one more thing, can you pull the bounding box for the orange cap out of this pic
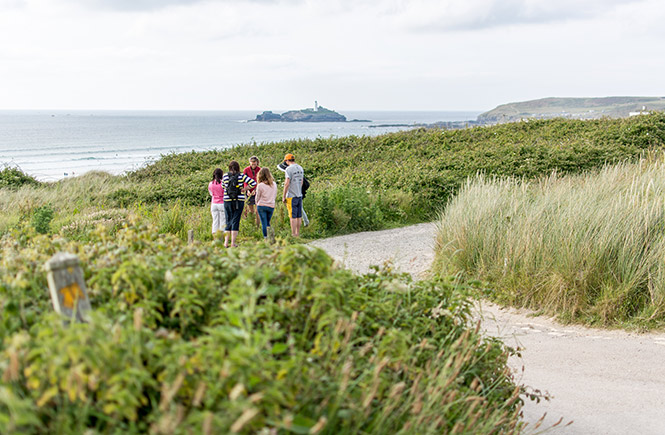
[284,153,295,161]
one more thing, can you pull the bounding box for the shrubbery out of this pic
[120,114,665,235]
[4,115,665,431]
[0,167,40,189]
[30,205,54,234]
[3,115,665,240]
[0,225,524,433]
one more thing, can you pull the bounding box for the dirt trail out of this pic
[311,223,665,434]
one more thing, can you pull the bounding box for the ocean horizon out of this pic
[0,110,481,181]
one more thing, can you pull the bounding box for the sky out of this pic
[0,0,663,111]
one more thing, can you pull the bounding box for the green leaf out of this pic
[271,342,288,354]
[288,414,317,433]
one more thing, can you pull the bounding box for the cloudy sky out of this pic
[0,0,663,111]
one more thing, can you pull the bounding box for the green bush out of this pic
[6,114,665,240]
[30,205,54,234]
[157,201,187,239]
[121,114,665,239]
[0,225,524,433]
[0,167,41,190]
[306,186,384,236]
[108,187,139,207]
[57,209,128,241]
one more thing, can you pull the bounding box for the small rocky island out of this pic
[252,102,369,122]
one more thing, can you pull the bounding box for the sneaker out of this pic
[267,226,275,244]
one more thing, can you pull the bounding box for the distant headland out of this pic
[252,101,370,123]
[477,96,665,123]
[369,96,665,130]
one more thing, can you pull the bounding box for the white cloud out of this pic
[0,0,663,110]
[78,0,204,11]
[363,0,648,32]
[57,0,303,12]
[0,0,26,8]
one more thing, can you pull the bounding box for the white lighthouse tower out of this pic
[314,100,319,112]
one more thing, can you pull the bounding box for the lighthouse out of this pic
[314,100,319,112]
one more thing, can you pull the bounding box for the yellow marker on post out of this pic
[59,282,84,309]
[45,253,91,322]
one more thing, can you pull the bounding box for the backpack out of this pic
[227,173,241,200]
[302,177,310,198]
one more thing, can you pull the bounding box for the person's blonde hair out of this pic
[257,167,274,186]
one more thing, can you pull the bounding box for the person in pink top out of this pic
[255,167,278,242]
[208,168,226,239]
[242,156,261,226]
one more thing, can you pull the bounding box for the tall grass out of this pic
[0,171,126,209]
[434,155,665,328]
[0,172,145,244]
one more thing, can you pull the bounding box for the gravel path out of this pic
[311,223,665,434]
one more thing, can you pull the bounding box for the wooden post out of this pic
[188,229,194,244]
[45,252,91,322]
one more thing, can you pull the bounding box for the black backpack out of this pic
[302,177,310,198]
[226,173,241,200]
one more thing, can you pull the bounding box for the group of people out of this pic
[207,153,306,247]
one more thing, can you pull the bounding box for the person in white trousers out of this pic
[208,168,226,239]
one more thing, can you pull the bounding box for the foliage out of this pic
[434,155,665,329]
[121,114,665,235]
[3,114,665,240]
[0,167,40,189]
[58,209,128,241]
[304,186,410,236]
[157,200,187,239]
[30,205,54,234]
[7,114,662,430]
[0,225,524,433]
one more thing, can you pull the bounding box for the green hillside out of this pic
[478,96,665,123]
[3,113,665,243]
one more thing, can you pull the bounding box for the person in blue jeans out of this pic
[222,160,256,247]
[254,167,278,242]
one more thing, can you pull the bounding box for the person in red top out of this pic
[242,156,261,226]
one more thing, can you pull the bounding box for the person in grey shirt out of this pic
[277,159,309,227]
[281,153,304,237]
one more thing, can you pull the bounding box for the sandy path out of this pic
[311,223,665,434]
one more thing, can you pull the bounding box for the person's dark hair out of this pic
[212,168,223,184]
[228,160,240,174]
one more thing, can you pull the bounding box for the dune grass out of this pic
[434,155,665,329]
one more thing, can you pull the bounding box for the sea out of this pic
[0,110,480,181]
